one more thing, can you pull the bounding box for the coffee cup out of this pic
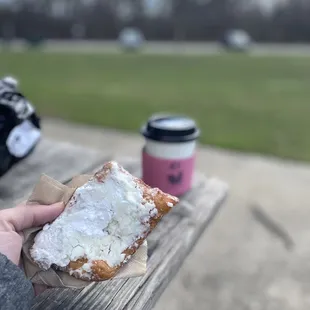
[141,114,200,196]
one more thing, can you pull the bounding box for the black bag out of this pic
[0,77,41,177]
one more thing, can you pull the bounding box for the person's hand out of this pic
[0,202,65,294]
[0,202,64,265]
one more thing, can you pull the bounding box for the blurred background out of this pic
[1,0,310,161]
[1,0,310,309]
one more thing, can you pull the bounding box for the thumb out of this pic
[4,202,65,232]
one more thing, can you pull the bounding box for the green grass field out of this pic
[1,51,310,161]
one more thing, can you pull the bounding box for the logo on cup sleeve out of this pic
[168,161,183,185]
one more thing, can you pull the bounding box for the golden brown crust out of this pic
[66,260,119,281]
[60,162,179,281]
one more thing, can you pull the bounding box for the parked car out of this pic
[118,27,145,52]
[220,29,252,52]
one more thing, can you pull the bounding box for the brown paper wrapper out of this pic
[22,174,147,288]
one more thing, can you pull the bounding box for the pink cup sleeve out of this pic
[142,149,195,197]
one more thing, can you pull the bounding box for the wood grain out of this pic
[0,139,107,209]
[32,157,228,310]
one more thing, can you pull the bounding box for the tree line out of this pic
[1,0,310,42]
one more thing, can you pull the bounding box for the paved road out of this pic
[43,118,310,310]
[2,39,310,57]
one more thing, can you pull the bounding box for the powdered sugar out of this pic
[31,161,157,272]
[167,202,174,208]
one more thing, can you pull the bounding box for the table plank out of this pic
[126,179,227,310]
[32,158,228,310]
[0,139,108,209]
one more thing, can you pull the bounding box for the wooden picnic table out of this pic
[0,138,228,310]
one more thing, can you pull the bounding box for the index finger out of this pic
[1,202,65,232]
